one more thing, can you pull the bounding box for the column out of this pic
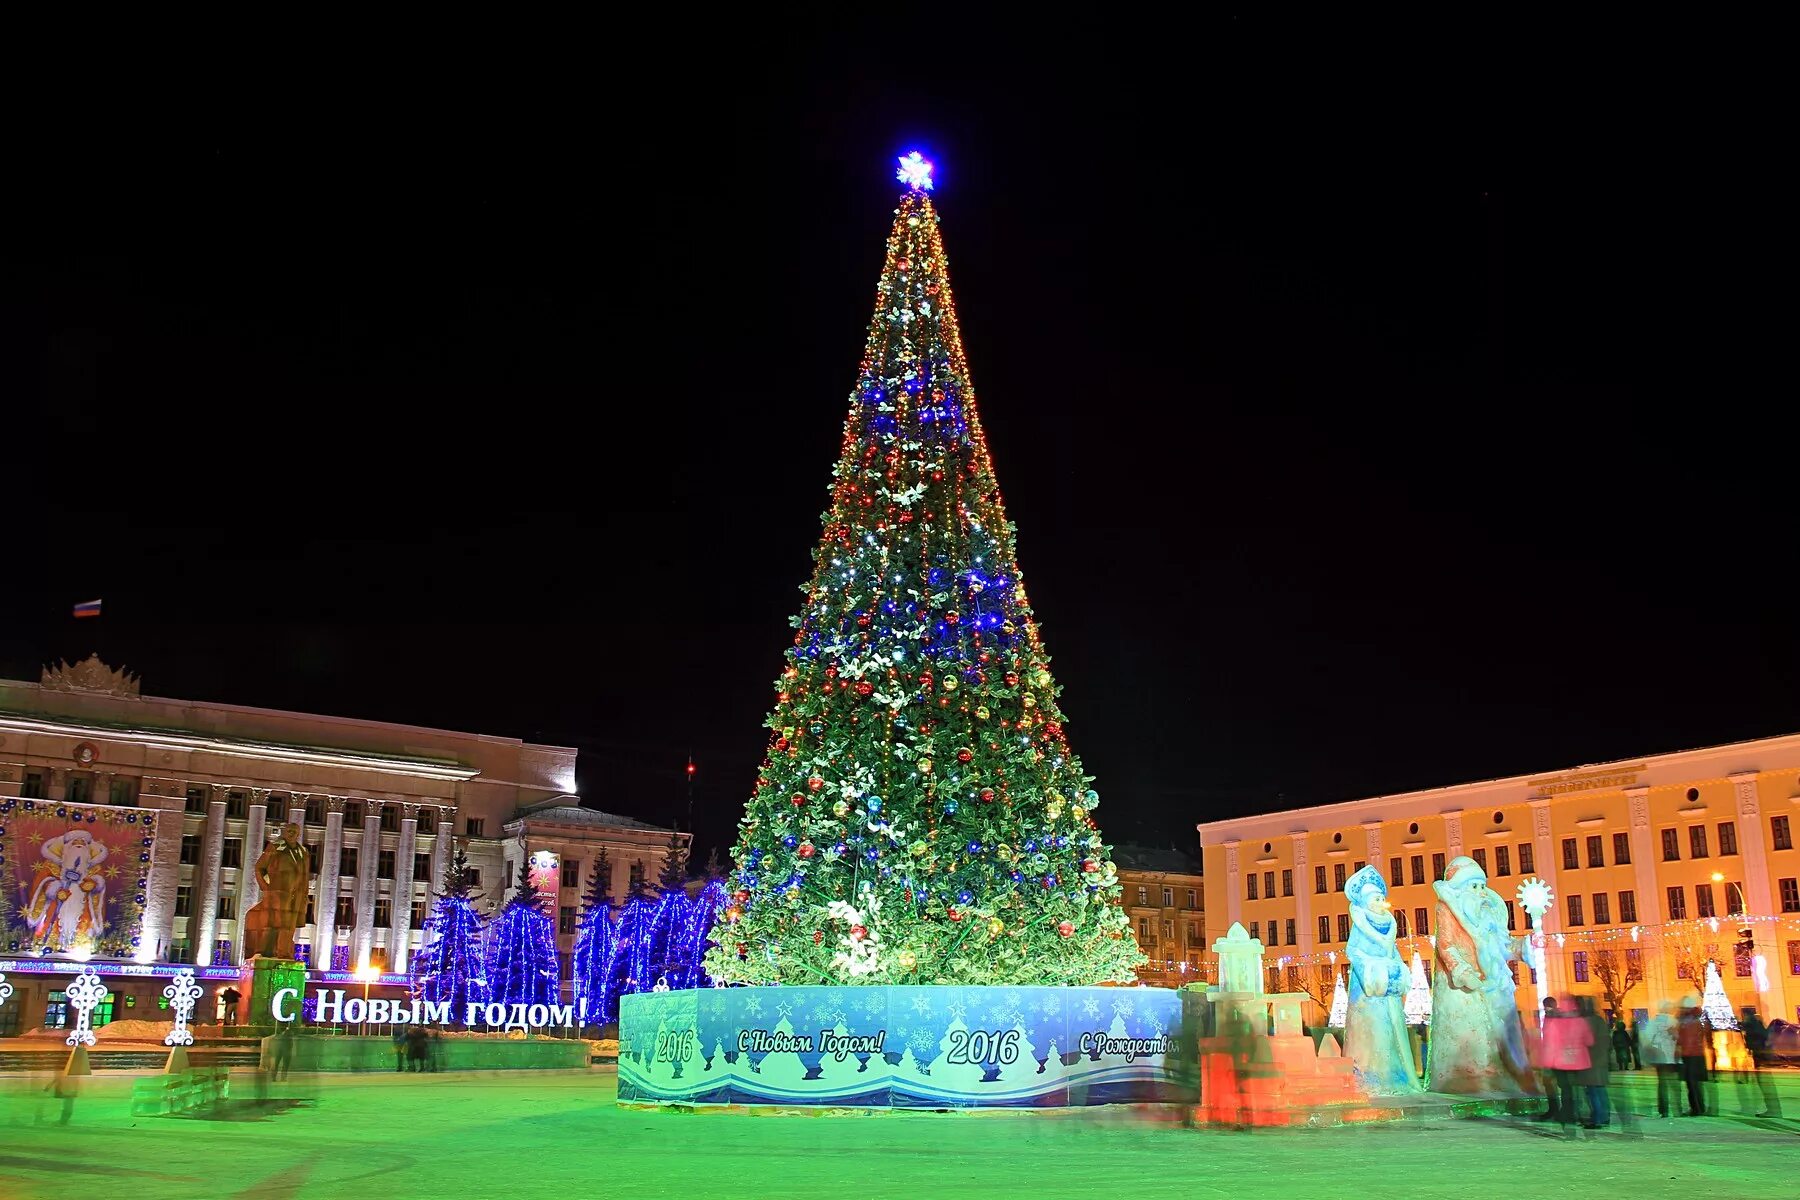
[193,785,229,965]
[313,798,346,969]
[389,804,421,973]
[1729,772,1790,1021]
[1625,787,1672,1007]
[1443,808,1465,863]
[352,800,383,971]
[429,807,454,894]
[286,793,308,833]
[1528,798,1568,1000]
[1222,839,1242,930]
[1291,832,1315,967]
[234,789,271,965]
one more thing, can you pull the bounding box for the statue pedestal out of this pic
[237,957,305,1032]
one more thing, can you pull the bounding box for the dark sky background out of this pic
[4,20,1791,866]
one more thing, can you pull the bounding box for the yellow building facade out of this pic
[1113,845,1206,987]
[1197,732,1800,1026]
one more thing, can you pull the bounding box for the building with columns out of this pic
[1112,844,1206,987]
[0,655,685,1035]
[1197,731,1800,1027]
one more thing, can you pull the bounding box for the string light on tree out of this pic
[410,844,490,1016]
[485,859,560,1014]
[702,154,1142,988]
[1404,951,1431,1026]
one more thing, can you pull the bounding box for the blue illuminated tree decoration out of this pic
[410,844,490,1014]
[648,829,693,984]
[484,858,560,1014]
[572,847,617,1026]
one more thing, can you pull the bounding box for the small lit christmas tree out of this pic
[485,858,560,1013]
[1328,968,1348,1028]
[1699,959,1739,1031]
[410,844,489,1014]
[1404,951,1431,1025]
[703,153,1141,987]
[571,848,616,1026]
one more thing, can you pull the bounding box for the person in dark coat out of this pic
[1576,996,1611,1127]
[1676,995,1708,1116]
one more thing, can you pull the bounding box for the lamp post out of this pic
[355,964,379,1036]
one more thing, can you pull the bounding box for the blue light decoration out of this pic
[410,845,491,1015]
[895,150,934,191]
[484,861,560,1014]
[571,848,618,1026]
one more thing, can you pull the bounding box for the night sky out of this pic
[5,21,1792,866]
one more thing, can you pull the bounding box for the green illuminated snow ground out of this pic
[1,1069,1795,1199]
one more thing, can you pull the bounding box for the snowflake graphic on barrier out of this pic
[910,1029,938,1057]
[1080,997,1101,1018]
[1111,995,1135,1020]
[910,992,935,1017]
[857,991,886,1016]
[1035,993,1062,1018]
[1147,1012,1166,1038]
[742,994,765,1018]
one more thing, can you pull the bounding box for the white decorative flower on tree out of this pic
[163,968,204,1047]
[64,967,110,1048]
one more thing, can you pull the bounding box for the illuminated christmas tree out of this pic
[484,859,560,1012]
[703,153,1142,987]
[1404,950,1431,1025]
[1699,960,1739,1031]
[571,848,617,1025]
[411,845,490,1014]
[1328,968,1348,1028]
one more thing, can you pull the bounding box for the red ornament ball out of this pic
[979,788,995,803]
[956,748,973,763]
[1057,921,1074,938]
[814,930,824,945]
[856,681,874,697]
[790,794,805,807]
[947,908,963,922]
[1004,672,1019,687]
[1081,859,1099,873]
[850,924,868,941]
[945,612,959,625]
[798,840,816,859]
[808,776,825,791]
[775,737,789,751]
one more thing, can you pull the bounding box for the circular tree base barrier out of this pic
[618,984,1190,1109]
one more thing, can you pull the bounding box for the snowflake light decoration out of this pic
[64,967,110,1048]
[1515,876,1554,923]
[163,968,204,1047]
[895,151,935,191]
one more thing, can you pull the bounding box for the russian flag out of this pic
[72,599,102,619]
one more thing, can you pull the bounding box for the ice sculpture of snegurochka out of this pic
[1427,856,1537,1095]
[1343,865,1423,1094]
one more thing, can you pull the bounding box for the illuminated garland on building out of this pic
[701,154,1142,987]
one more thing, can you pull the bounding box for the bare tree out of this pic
[1591,948,1644,1017]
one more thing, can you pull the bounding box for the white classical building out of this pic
[0,654,686,1035]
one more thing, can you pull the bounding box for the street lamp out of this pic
[354,964,380,1036]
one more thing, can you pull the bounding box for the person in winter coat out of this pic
[1676,995,1708,1116]
[1541,994,1592,1130]
[1640,1002,1679,1117]
[1576,996,1612,1127]
[1610,1017,1633,1070]
[1527,1005,1562,1122]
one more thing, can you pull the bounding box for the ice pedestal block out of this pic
[618,985,1192,1109]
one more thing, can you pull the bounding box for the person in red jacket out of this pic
[1541,994,1593,1130]
[1675,996,1708,1116]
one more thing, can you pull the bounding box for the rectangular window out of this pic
[308,843,322,874]
[1626,948,1643,974]
[22,770,47,799]
[305,795,325,824]
[1389,857,1403,886]
[1247,875,1259,900]
[1283,918,1294,944]
[1667,886,1686,919]
[305,898,315,925]
[1586,835,1604,868]
[417,810,436,835]
[1661,828,1680,861]
[1494,846,1511,876]
[1567,894,1584,925]
[1612,832,1631,866]
[1518,843,1534,874]
[1727,883,1746,916]
[1318,915,1331,943]
[415,852,432,880]
[1562,838,1579,871]
[333,895,355,926]
[380,806,400,832]
[180,834,201,865]
[628,861,645,890]
[563,859,581,889]
[1718,821,1738,856]
[1137,918,1149,941]
[1736,944,1754,978]
[1258,876,1271,902]
[1136,885,1148,905]
[226,791,247,819]
[1695,883,1716,919]
[343,801,362,826]
[378,850,396,879]
[1336,913,1349,941]
[109,777,136,805]
[340,848,358,879]
[217,894,236,920]
[374,898,392,927]
[1620,890,1637,923]
[1167,886,1178,907]
[66,775,93,805]
[1472,848,1487,872]
[1188,888,1200,908]
[1789,940,1800,977]
[466,817,485,837]
[1395,910,1409,938]
[468,868,483,889]
[1593,892,1610,924]
[1316,865,1327,893]
[410,900,428,926]
[1334,863,1346,891]
[186,787,209,814]
[1162,919,1173,939]
[560,906,577,936]
[1353,859,1365,875]
[1505,900,1517,930]
[1779,878,1798,913]
[1572,951,1589,983]
[175,885,192,917]
[221,838,242,869]
[1410,856,1425,885]
[1773,815,1793,852]
[1414,908,1429,936]
[1690,825,1709,859]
